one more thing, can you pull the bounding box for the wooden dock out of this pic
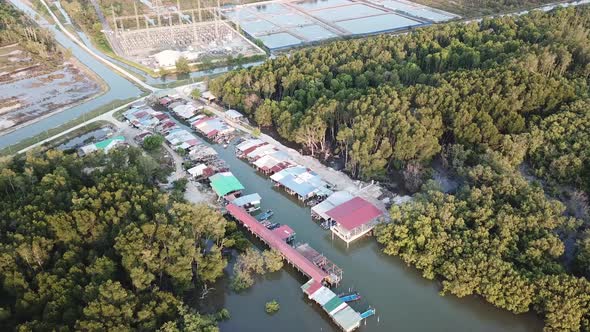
[226,204,336,284]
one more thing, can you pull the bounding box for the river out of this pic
[159,117,543,332]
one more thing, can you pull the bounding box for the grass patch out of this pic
[0,96,146,156]
[265,300,280,314]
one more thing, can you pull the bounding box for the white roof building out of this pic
[187,164,208,177]
[152,50,182,68]
[225,109,244,120]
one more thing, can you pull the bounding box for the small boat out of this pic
[245,205,261,213]
[261,220,273,228]
[267,222,281,230]
[339,292,361,302]
[223,143,228,149]
[360,308,376,319]
[320,220,332,230]
[256,209,274,221]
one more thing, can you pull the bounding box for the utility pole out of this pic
[134,1,140,29]
[156,0,162,27]
[111,5,117,35]
[177,0,182,24]
[215,0,221,39]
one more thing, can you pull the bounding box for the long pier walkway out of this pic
[226,204,331,284]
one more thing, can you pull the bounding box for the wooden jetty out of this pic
[226,204,338,285]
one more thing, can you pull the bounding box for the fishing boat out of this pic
[360,308,376,319]
[256,209,274,221]
[339,292,361,302]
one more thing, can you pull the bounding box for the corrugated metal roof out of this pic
[332,306,362,332]
[209,172,245,197]
[225,109,243,119]
[226,204,328,283]
[323,295,344,313]
[312,191,355,220]
[301,279,322,297]
[187,164,207,176]
[232,193,262,206]
[326,197,383,231]
[247,144,276,159]
[95,136,125,149]
[271,224,295,241]
[311,287,335,306]
[236,139,264,152]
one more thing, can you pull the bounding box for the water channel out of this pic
[1,0,143,149]
[164,117,543,332]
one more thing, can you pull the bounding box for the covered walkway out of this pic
[226,204,329,283]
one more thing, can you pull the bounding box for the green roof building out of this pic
[79,136,125,156]
[209,172,245,197]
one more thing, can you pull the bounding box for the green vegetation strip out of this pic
[0,96,144,157]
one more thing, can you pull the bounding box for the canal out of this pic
[168,117,543,332]
[1,0,143,149]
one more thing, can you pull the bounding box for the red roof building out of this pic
[326,197,383,246]
[154,113,169,121]
[271,224,296,243]
[241,143,267,156]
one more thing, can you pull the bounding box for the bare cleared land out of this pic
[0,43,105,134]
